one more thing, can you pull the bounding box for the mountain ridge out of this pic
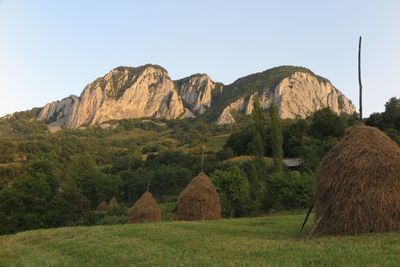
[3,64,356,129]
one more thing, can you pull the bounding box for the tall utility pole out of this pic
[358,36,363,119]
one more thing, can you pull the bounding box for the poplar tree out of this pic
[251,96,268,179]
[270,103,284,172]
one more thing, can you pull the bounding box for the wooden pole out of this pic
[300,203,314,232]
[358,36,363,119]
[307,215,322,240]
[201,201,205,222]
[201,145,205,173]
[147,180,151,192]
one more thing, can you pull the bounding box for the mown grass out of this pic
[224,155,274,165]
[0,213,399,266]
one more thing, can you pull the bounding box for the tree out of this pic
[251,96,267,148]
[282,119,310,157]
[383,97,400,129]
[224,125,254,156]
[366,97,400,144]
[250,97,268,179]
[67,154,121,208]
[119,168,151,204]
[270,103,284,172]
[241,161,265,213]
[211,166,251,217]
[310,108,346,139]
[267,171,313,210]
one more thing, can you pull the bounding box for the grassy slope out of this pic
[224,155,273,165]
[1,213,399,267]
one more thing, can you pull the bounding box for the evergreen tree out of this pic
[250,97,268,180]
[251,96,267,148]
[270,103,284,172]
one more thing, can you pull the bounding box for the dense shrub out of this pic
[267,171,313,210]
[211,166,252,217]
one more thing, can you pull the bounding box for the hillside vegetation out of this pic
[0,212,399,267]
[0,97,399,235]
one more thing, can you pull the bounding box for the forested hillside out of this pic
[0,97,399,235]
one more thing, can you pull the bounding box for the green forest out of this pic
[0,97,399,235]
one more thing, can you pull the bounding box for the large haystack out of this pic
[128,192,161,223]
[96,201,108,212]
[313,125,400,235]
[176,172,221,221]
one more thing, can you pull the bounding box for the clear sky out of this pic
[0,0,399,117]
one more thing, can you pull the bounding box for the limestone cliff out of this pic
[36,64,356,128]
[216,71,356,124]
[39,65,187,128]
[176,74,219,115]
[38,96,78,125]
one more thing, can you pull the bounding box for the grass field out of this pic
[1,212,399,267]
[224,155,274,165]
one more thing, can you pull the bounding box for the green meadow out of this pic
[1,212,399,267]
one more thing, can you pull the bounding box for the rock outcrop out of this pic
[216,71,356,124]
[176,74,217,115]
[36,64,356,128]
[38,96,78,124]
[39,65,187,128]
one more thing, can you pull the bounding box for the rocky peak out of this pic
[34,64,356,129]
[216,70,356,124]
[176,74,218,115]
[38,95,78,123]
[39,64,186,128]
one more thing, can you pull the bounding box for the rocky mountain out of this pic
[33,64,355,128]
[215,68,356,124]
[175,74,223,116]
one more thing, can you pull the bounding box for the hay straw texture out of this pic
[128,192,161,223]
[109,196,118,207]
[96,201,108,212]
[176,172,221,221]
[314,125,400,235]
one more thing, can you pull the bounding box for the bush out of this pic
[267,171,313,210]
[107,203,129,217]
[216,147,234,160]
[211,166,252,217]
[310,108,346,139]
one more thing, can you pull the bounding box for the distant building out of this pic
[283,158,303,170]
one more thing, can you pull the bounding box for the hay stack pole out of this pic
[201,144,205,173]
[358,35,363,119]
[201,144,206,222]
[147,180,151,192]
[300,204,314,232]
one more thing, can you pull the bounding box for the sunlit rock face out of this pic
[216,72,355,125]
[37,65,355,128]
[39,65,187,128]
[176,74,217,115]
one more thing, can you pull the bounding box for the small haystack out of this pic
[313,125,400,235]
[96,201,108,212]
[109,196,118,207]
[128,192,161,223]
[176,172,221,221]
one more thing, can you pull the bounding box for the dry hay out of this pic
[128,192,161,223]
[176,172,221,221]
[313,124,400,235]
[96,201,108,212]
[109,196,118,207]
